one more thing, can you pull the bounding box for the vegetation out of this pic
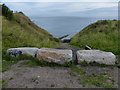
[79,60,89,67]
[2,80,7,88]
[58,34,70,40]
[70,20,119,55]
[2,4,60,72]
[2,50,32,72]
[70,65,86,75]
[2,50,73,72]
[22,57,73,67]
[79,60,109,67]
[63,85,69,88]
[78,72,115,88]
[89,61,108,67]
[2,4,60,50]
[2,4,13,20]
[68,64,116,88]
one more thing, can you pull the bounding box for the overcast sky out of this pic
[2,0,118,18]
[1,0,119,2]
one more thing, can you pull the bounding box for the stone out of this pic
[7,47,39,57]
[77,50,116,65]
[37,48,72,64]
[7,48,22,57]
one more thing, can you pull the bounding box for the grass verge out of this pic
[70,20,119,55]
[78,72,115,88]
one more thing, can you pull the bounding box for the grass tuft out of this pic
[2,80,7,88]
[2,12,60,50]
[79,60,89,67]
[89,61,108,67]
[78,72,115,88]
[70,65,86,75]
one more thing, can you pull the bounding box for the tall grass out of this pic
[2,12,60,72]
[70,20,119,55]
[2,13,60,50]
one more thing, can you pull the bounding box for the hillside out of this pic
[2,12,59,50]
[70,20,119,55]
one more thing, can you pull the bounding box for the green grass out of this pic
[2,11,60,72]
[70,65,86,75]
[78,72,115,88]
[22,58,73,67]
[2,80,7,88]
[89,61,108,67]
[79,60,89,67]
[63,85,69,88]
[2,12,60,50]
[103,84,114,88]
[67,71,76,76]
[70,20,119,55]
[2,52,37,72]
[79,60,108,67]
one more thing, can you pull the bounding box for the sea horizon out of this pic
[30,16,117,39]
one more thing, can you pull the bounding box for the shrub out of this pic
[2,4,13,20]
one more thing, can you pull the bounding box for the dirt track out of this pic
[2,60,82,88]
[2,60,119,88]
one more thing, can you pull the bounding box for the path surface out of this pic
[2,60,82,88]
[2,60,119,88]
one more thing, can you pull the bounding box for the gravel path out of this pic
[2,60,119,88]
[2,60,82,88]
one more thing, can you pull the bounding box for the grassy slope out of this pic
[70,20,119,55]
[2,12,60,72]
[2,12,59,50]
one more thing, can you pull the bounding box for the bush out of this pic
[2,4,13,20]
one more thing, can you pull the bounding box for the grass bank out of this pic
[70,20,119,55]
[1,4,60,72]
[2,12,60,50]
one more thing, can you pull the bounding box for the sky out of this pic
[1,0,118,18]
[1,0,119,2]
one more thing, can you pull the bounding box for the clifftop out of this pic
[2,5,59,49]
[70,20,119,55]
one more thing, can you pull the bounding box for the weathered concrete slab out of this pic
[37,48,72,64]
[7,47,39,57]
[77,50,116,65]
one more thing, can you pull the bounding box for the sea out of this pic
[30,16,117,39]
